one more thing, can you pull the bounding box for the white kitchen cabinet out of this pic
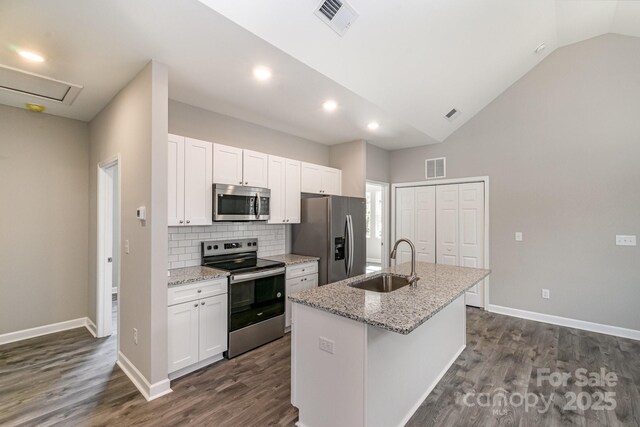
[242,149,269,187]
[213,143,269,187]
[198,294,228,360]
[168,135,212,226]
[167,278,228,375]
[301,162,342,195]
[213,143,243,185]
[268,156,301,224]
[285,261,318,329]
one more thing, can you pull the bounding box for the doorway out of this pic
[365,181,389,273]
[97,156,120,340]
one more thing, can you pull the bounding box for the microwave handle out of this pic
[255,193,261,217]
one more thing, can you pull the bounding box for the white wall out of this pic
[390,34,640,331]
[365,143,390,183]
[89,61,169,384]
[0,105,89,335]
[329,140,366,198]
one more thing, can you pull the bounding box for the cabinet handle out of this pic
[201,302,205,306]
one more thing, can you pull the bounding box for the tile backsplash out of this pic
[168,223,286,269]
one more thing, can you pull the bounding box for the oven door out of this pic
[228,268,285,332]
[213,184,270,221]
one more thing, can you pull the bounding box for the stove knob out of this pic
[207,245,212,250]
[213,245,219,250]
[277,292,282,298]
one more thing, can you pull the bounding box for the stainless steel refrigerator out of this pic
[292,196,366,285]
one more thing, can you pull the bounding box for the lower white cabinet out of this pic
[168,279,228,375]
[285,261,319,329]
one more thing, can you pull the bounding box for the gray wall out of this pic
[0,105,89,335]
[89,61,169,384]
[329,140,367,198]
[390,34,640,330]
[365,143,390,183]
[169,100,330,166]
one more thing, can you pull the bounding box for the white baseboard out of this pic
[117,351,172,401]
[398,344,466,427]
[85,318,97,338]
[0,317,91,346]
[487,304,640,341]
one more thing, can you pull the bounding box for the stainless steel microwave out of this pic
[213,184,271,221]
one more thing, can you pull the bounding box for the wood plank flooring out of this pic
[1,308,638,426]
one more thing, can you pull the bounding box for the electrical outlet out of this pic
[133,328,138,345]
[319,337,335,354]
[515,232,523,242]
[541,289,550,299]
[616,235,637,246]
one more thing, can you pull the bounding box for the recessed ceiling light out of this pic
[534,43,546,54]
[367,122,379,130]
[322,100,338,112]
[253,66,272,81]
[18,50,45,62]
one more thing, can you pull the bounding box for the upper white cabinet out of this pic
[213,143,268,188]
[268,156,301,224]
[213,143,243,185]
[168,135,212,226]
[301,162,342,195]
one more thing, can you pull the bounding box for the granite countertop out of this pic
[262,254,320,266]
[288,262,490,335]
[168,266,229,287]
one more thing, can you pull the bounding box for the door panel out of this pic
[167,135,185,226]
[198,295,228,360]
[213,143,243,185]
[184,138,212,225]
[168,302,199,373]
[436,185,459,265]
[459,182,485,307]
[395,187,415,266]
[267,155,286,224]
[285,159,301,223]
[415,186,436,263]
[243,150,268,187]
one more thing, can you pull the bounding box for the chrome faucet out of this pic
[389,238,419,286]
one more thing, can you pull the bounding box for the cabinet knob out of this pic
[179,220,184,224]
[197,289,202,293]
[286,219,290,222]
[282,220,285,223]
[186,220,190,224]
[194,304,198,307]
[245,181,248,185]
[201,302,205,306]
[239,181,243,184]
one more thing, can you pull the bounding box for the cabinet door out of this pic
[286,278,307,328]
[321,167,342,195]
[285,159,301,223]
[198,294,228,360]
[268,155,286,224]
[184,138,213,226]
[213,143,243,185]
[243,150,269,187]
[303,274,318,291]
[300,162,323,194]
[395,187,415,265]
[168,301,199,373]
[167,134,185,226]
[459,182,485,307]
[415,186,436,263]
[436,184,459,265]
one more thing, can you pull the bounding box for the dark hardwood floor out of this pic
[1,307,638,426]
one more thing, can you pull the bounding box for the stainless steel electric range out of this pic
[202,238,285,359]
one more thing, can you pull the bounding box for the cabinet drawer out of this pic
[168,279,227,306]
[286,262,318,279]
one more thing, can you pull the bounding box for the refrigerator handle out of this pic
[347,215,354,277]
[344,216,350,276]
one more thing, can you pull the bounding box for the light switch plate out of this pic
[616,235,636,246]
[542,289,550,299]
[515,232,523,241]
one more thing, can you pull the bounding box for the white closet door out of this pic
[167,134,185,226]
[436,184,459,266]
[395,187,415,265]
[184,138,213,226]
[459,182,485,307]
[415,186,436,263]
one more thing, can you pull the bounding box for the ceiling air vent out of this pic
[314,0,359,37]
[0,64,83,105]
[425,157,446,180]
[445,108,461,122]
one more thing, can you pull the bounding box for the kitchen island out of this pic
[289,261,490,427]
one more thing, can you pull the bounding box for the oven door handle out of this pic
[230,267,285,284]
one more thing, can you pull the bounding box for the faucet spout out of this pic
[389,238,419,286]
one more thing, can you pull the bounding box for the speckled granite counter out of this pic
[168,266,229,287]
[262,254,319,265]
[289,262,490,334]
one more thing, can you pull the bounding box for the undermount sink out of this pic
[349,274,412,293]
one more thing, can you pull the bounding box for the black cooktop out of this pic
[202,252,284,274]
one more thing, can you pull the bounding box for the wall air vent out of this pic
[314,0,359,37]
[425,157,446,180]
[445,108,461,122]
[0,64,83,105]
